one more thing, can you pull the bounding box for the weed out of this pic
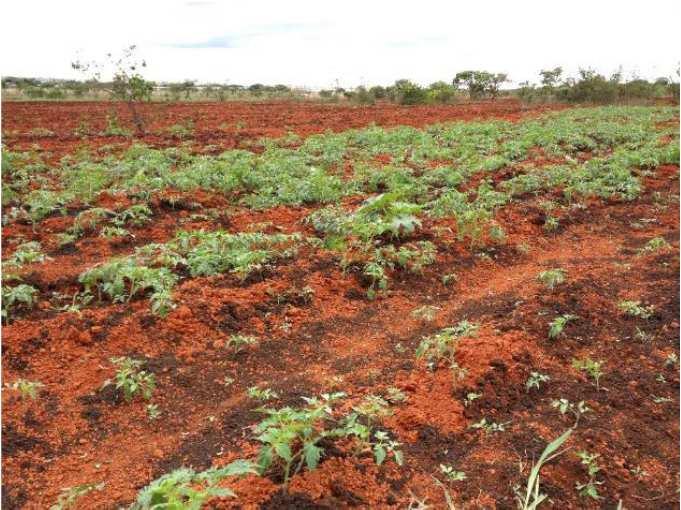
[537,269,567,290]
[548,314,577,339]
[651,395,673,404]
[634,327,655,342]
[108,357,156,402]
[516,242,531,254]
[166,119,195,139]
[514,429,572,510]
[55,292,94,315]
[526,372,550,392]
[630,466,648,480]
[572,358,604,390]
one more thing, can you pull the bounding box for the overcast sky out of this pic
[2,0,679,89]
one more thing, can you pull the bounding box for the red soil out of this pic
[1,102,678,509]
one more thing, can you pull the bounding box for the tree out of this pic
[539,67,563,89]
[453,71,508,99]
[72,45,154,134]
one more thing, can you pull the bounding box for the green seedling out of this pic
[548,314,577,339]
[618,300,654,319]
[575,450,603,500]
[108,357,156,402]
[5,241,45,266]
[353,394,392,425]
[385,387,408,404]
[411,305,440,322]
[372,430,404,466]
[7,378,44,400]
[440,464,467,482]
[664,353,678,367]
[2,284,39,322]
[470,417,509,434]
[132,460,256,509]
[416,321,479,369]
[464,392,482,407]
[572,358,604,390]
[637,236,670,255]
[551,398,590,427]
[147,404,161,420]
[537,269,567,290]
[253,392,343,486]
[526,372,550,392]
[100,226,130,239]
[50,482,105,510]
[247,386,279,401]
[441,273,458,286]
[227,334,258,353]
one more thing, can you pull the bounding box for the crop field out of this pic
[1,101,679,509]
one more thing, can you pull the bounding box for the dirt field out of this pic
[1,99,563,161]
[1,100,679,509]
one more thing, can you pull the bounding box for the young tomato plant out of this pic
[108,357,156,402]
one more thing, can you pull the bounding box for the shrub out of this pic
[393,79,428,105]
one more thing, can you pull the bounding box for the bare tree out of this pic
[72,45,154,134]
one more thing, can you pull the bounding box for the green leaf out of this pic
[257,447,273,474]
[274,442,293,462]
[303,443,322,470]
[374,445,386,465]
[393,450,404,466]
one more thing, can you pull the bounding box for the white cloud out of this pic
[2,0,679,88]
